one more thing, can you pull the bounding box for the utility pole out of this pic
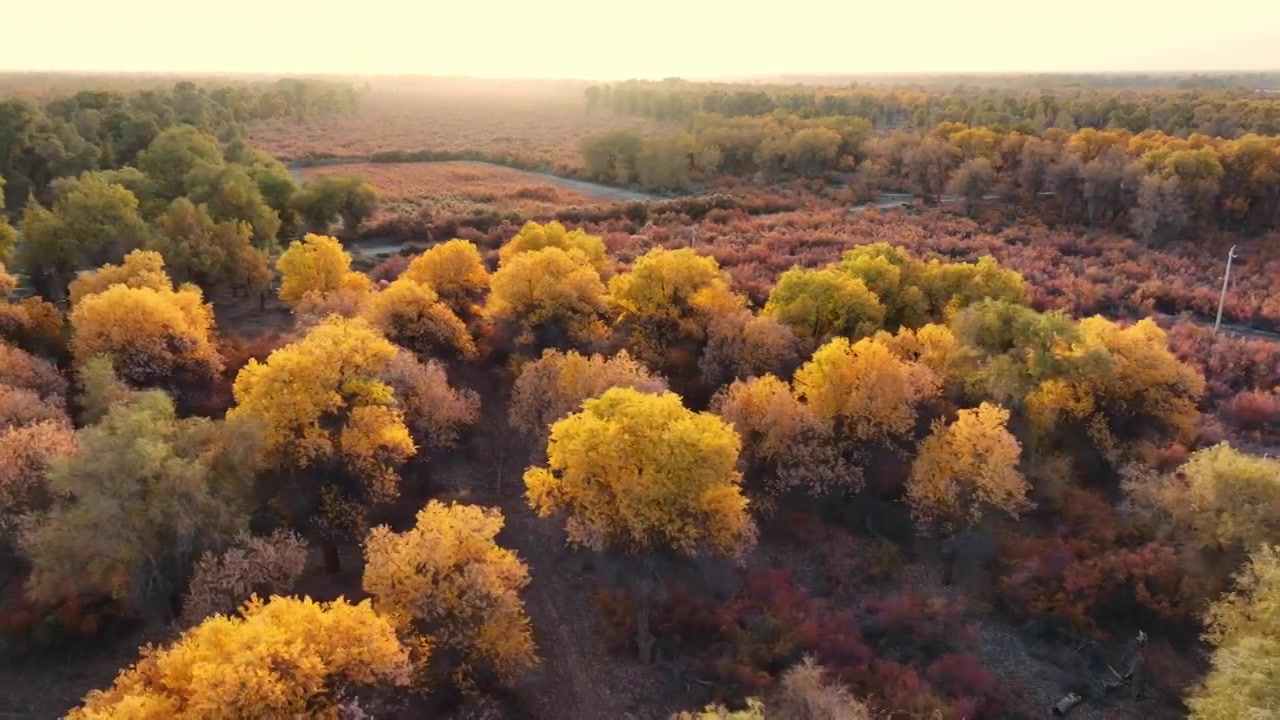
[1214,245,1238,334]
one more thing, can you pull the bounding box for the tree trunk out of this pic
[635,557,657,664]
[635,565,658,664]
[322,539,341,574]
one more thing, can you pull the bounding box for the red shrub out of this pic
[1223,389,1280,435]
[599,568,1023,717]
[996,488,1209,637]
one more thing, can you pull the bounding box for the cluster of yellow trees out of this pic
[1,217,1276,717]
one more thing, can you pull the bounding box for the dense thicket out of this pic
[588,78,1280,134]
[0,79,357,211]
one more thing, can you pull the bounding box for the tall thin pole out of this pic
[1214,245,1238,334]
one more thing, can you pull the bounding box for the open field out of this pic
[295,160,651,228]
[251,84,673,172]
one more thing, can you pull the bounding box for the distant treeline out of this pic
[586,79,1280,136]
[762,72,1280,91]
[0,79,359,211]
[581,115,1280,238]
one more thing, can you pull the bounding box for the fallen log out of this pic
[1052,692,1084,716]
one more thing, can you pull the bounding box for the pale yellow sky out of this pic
[3,0,1278,79]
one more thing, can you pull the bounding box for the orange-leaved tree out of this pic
[68,595,413,719]
[68,278,223,399]
[907,402,1031,532]
[363,500,537,685]
[524,387,756,663]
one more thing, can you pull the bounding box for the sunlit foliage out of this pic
[608,247,744,372]
[228,316,414,503]
[68,249,171,305]
[69,281,223,394]
[525,387,756,558]
[486,246,611,354]
[1188,545,1280,719]
[907,403,1030,532]
[68,595,413,719]
[764,267,885,341]
[362,277,476,359]
[402,239,489,319]
[275,233,372,307]
[363,500,537,682]
[793,336,939,445]
[499,220,611,275]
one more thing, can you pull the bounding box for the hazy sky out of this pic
[3,0,1278,79]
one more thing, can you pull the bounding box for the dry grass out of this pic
[296,161,616,223]
[251,84,671,171]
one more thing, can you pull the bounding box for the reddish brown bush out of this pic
[1222,389,1280,436]
[995,488,1210,637]
[600,568,1025,718]
[0,344,68,400]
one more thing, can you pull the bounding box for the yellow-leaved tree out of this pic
[363,501,537,685]
[275,233,372,307]
[793,336,939,446]
[402,239,490,320]
[228,317,415,570]
[1187,545,1280,719]
[363,277,476,359]
[68,249,172,305]
[498,220,611,275]
[1022,316,1204,463]
[608,247,744,376]
[485,246,611,354]
[68,595,413,719]
[69,280,223,399]
[906,402,1030,532]
[524,387,756,663]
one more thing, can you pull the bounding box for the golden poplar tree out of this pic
[524,387,756,662]
[68,596,413,719]
[275,233,372,307]
[363,501,537,683]
[907,402,1030,531]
